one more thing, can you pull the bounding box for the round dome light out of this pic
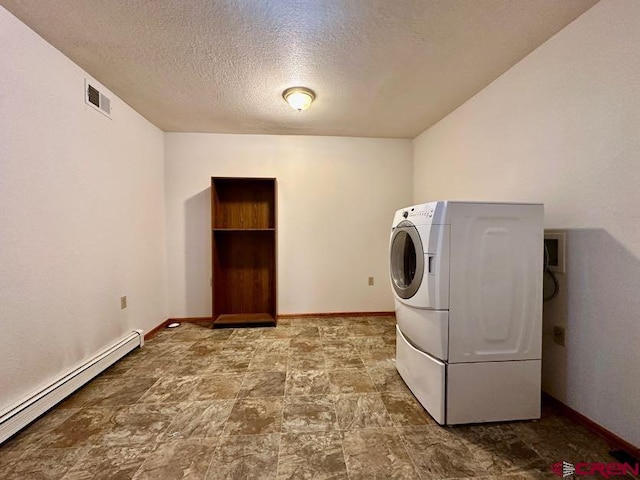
[283,87,315,111]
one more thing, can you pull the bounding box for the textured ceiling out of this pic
[2,0,598,138]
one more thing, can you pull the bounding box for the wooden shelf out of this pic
[211,177,275,230]
[211,177,277,329]
[213,228,276,232]
[213,313,276,328]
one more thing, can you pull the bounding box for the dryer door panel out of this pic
[392,224,450,310]
[448,204,543,363]
[389,221,424,300]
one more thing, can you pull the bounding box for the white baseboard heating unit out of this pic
[0,329,144,444]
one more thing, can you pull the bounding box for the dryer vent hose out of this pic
[543,244,559,302]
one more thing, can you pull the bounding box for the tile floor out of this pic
[0,316,620,479]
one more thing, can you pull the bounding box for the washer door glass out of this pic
[390,221,424,299]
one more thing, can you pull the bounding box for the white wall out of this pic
[413,0,640,447]
[0,8,167,414]
[165,133,413,317]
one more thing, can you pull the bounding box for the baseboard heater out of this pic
[0,329,144,444]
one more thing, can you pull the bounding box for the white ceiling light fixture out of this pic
[283,87,315,111]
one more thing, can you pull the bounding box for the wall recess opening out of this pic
[544,231,566,273]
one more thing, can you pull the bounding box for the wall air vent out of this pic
[84,79,112,118]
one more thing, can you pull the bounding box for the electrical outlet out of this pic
[120,296,127,309]
[553,326,565,346]
[368,276,374,286]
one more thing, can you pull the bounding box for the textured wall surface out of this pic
[413,0,640,447]
[0,8,168,414]
[164,133,413,317]
[1,0,597,138]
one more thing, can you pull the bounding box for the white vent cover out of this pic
[84,79,111,118]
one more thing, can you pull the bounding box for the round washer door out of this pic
[390,220,424,299]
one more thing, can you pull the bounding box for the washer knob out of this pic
[402,211,408,218]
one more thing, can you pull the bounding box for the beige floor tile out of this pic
[318,326,351,339]
[163,400,235,440]
[334,393,394,430]
[1,446,90,480]
[342,428,419,479]
[327,367,377,394]
[99,403,183,446]
[58,376,159,409]
[137,375,198,404]
[220,341,257,356]
[1,407,80,453]
[282,395,339,433]
[289,337,323,352]
[223,397,283,435]
[187,341,225,356]
[206,433,279,480]
[228,328,265,341]
[188,373,245,401]
[260,326,293,339]
[399,425,488,479]
[208,353,252,374]
[455,424,547,475]
[380,390,435,426]
[323,350,364,370]
[168,356,218,377]
[256,338,292,354]
[287,350,325,371]
[132,439,217,480]
[277,432,348,480]
[366,361,411,393]
[46,407,119,447]
[248,352,289,372]
[285,369,331,396]
[62,444,153,480]
[238,371,286,398]
[288,325,321,338]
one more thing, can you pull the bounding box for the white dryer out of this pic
[390,201,543,425]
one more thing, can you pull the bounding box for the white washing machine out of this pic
[390,201,543,425]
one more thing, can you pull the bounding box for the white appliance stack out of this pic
[389,201,543,425]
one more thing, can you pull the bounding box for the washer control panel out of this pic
[394,201,444,227]
[402,204,434,219]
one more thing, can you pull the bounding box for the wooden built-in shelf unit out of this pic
[211,177,277,327]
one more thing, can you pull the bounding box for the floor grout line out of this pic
[332,382,352,480]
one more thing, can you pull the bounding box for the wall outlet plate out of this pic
[553,326,566,346]
[120,296,127,309]
[368,276,374,286]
